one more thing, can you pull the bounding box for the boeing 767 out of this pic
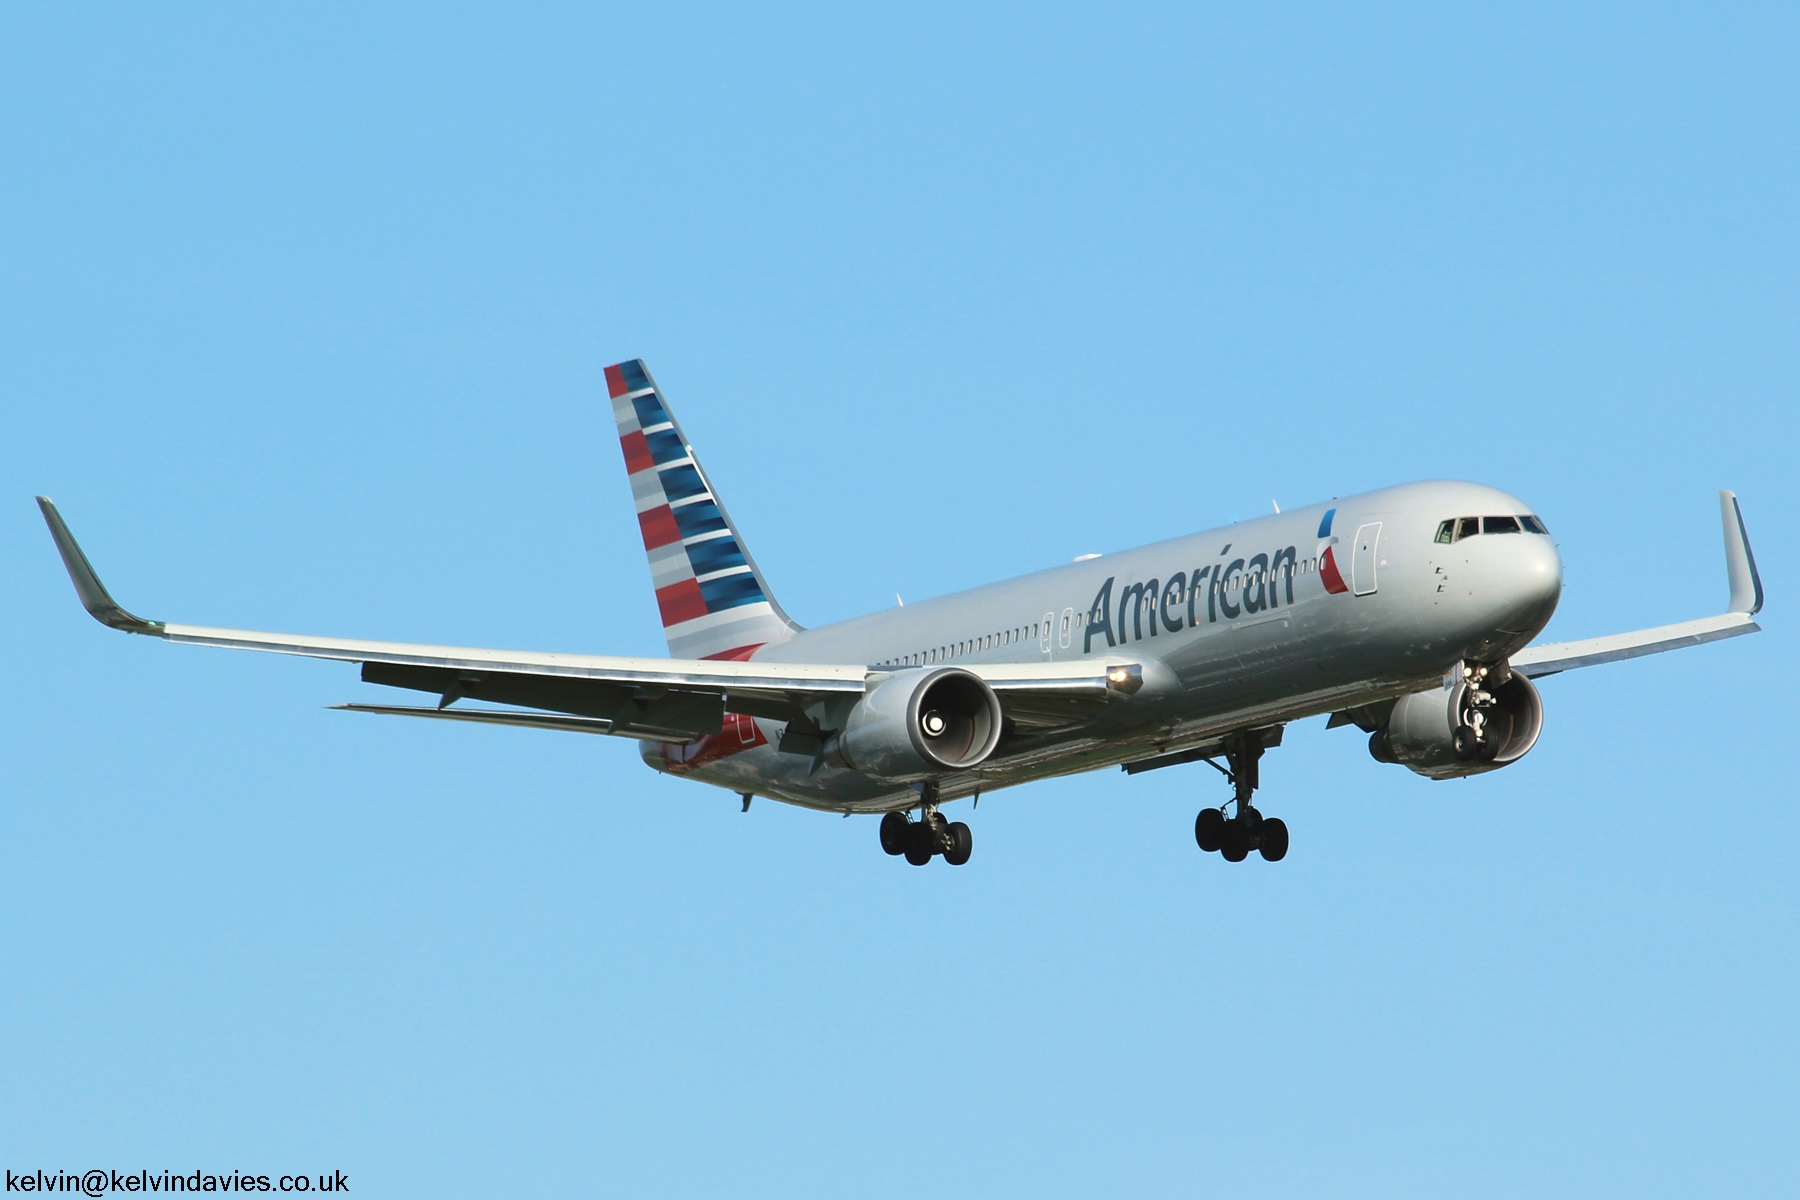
[38,360,1764,865]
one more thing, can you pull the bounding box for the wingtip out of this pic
[1720,489,1764,616]
[36,498,163,635]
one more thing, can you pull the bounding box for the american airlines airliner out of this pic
[38,360,1764,866]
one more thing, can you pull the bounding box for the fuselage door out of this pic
[1352,522,1382,596]
[1041,611,1055,658]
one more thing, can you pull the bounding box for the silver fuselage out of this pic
[643,480,1563,811]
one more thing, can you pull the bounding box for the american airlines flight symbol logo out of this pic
[1317,507,1349,595]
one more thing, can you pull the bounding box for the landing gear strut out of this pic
[1451,662,1504,762]
[879,783,972,866]
[1193,730,1288,863]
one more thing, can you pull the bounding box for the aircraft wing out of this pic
[37,497,1130,742]
[1511,490,1763,679]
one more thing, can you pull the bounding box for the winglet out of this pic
[1720,490,1763,615]
[35,497,164,635]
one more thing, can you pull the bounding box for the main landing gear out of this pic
[1193,730,1288,863]
[879,784,972,866]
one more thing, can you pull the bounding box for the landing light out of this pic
[1105,665,1145,695]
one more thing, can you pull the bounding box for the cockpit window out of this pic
[1438,513,1551,542]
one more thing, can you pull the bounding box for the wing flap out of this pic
[330,704,707,741]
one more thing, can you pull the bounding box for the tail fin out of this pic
[606,359,801,660]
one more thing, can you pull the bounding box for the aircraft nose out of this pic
[1494,532,1563,639]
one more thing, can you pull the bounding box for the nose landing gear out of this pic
[1193,730,1289,863]
[879,785,972,866]
[1451,663,1504,763]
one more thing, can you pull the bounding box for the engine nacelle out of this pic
[1371,670,1544,779]
[822,667,1003,781]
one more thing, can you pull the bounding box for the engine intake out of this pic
[823,667,1003,781]
[1372,669,1544,779]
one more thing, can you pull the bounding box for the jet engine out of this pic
[822,667,1003,781]
[1370,667,1544,780]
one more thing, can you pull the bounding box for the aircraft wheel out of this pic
[943,822,972,866]
[1258,817,1289,862]
[1220,821,1251,862]
[879,811,910,856]
[904,823,935,866]
[1452,725,1481,761]
[1194,808,1226,853]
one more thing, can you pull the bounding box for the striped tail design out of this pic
[606,359,801,661]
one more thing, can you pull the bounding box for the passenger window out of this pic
[1456,517,1479,541]
[1435,520,1454,543]
[1483,516,1521,535]
[1520,515,1549,535]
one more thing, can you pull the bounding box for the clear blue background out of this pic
[3,5,1795,1197]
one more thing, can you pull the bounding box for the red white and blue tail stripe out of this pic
[606,359,800,661]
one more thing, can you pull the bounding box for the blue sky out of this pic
[3,5,1795,1196]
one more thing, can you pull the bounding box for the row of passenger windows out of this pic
[1434,514,1549,543]
[875,556,1330,667]
[878,623,1044,668]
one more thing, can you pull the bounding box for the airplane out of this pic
[38,359,1764,867]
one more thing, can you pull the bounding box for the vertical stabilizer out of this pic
[605,360,801,660]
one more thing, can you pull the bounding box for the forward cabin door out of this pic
[1352,522,1382,595]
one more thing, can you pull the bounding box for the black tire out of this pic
[905,820,937,865]
[1220,821,1251,862]
[879,811,910,856]
[1259,817,1289,862]
[944,822,973,866]
[1452,724,1481,761]
[1195,808,1226,853]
